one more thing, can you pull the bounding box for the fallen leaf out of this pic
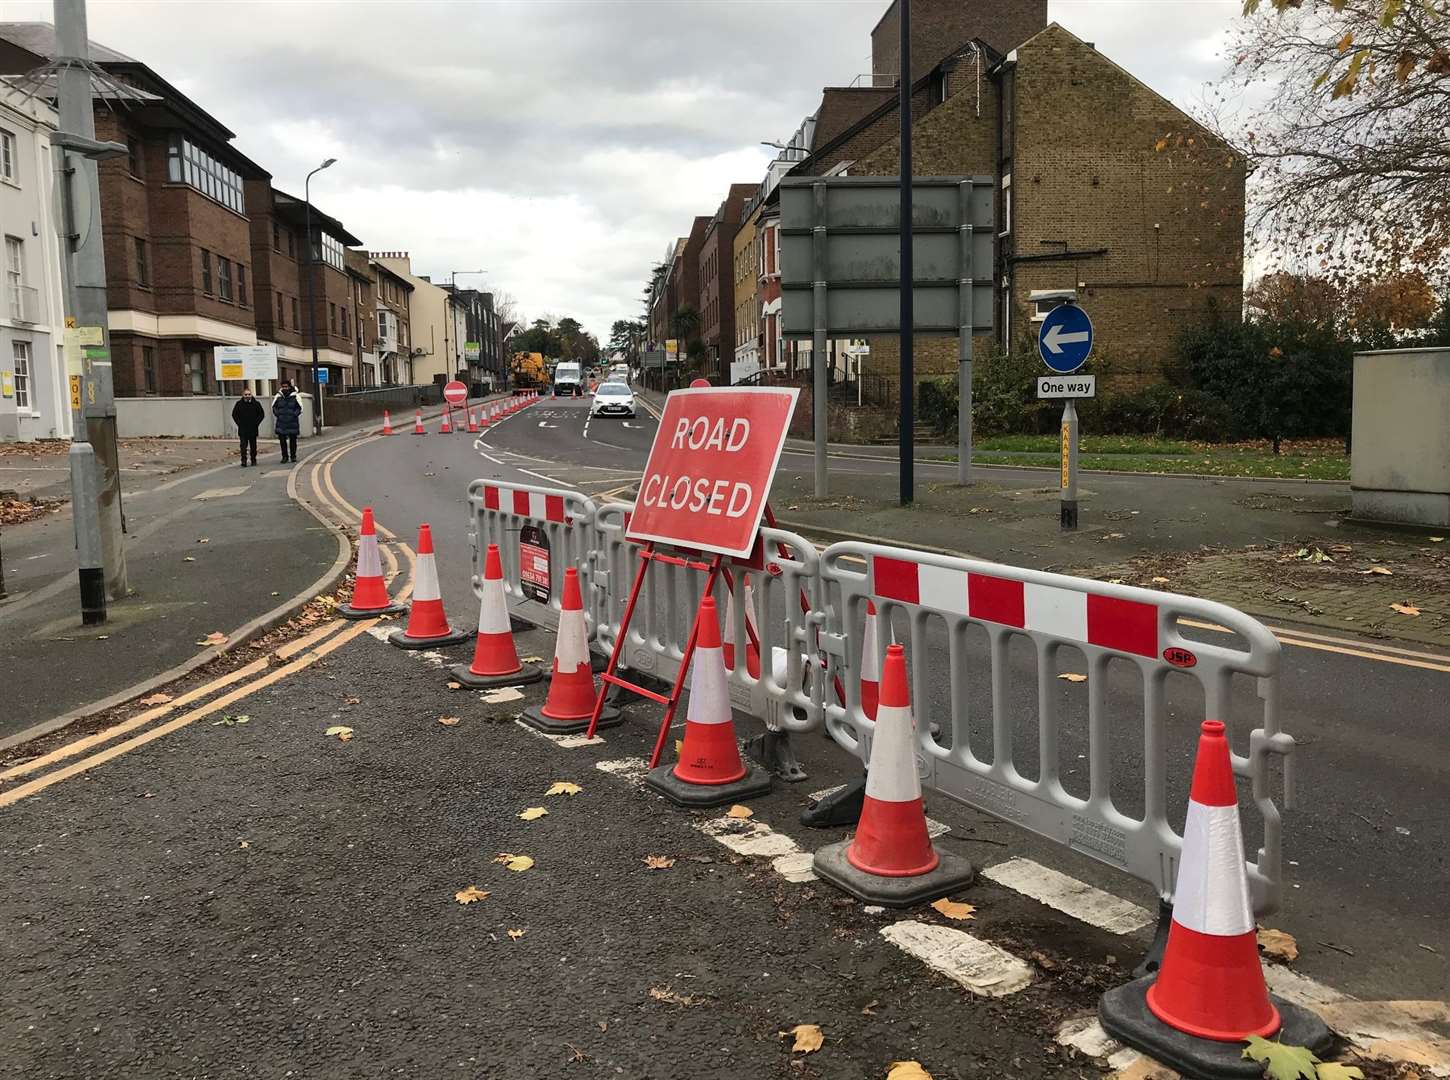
[195,632,227,647]
[454,885,490,905]
[1257,926,1299,962]
[518,806,548,821]
[182,556,197,562]
[446,680,462,690]
[520,655,544,663]
[494,853,534,872]
[1362,566,1394,576]
[930,898,976,921]
[1057,673,1088,683]
[271,591,281,597]
[643,855,675,869]
[887,1063,933,1080]
[779,1024,823,1053]
[1150,576,1171,584]
[139,693,174,707]
[546,782,582,797]
[648,985,704,1007]
[1391,602,1421,616]
[342,696,360,705]
[674,739,683,755]
[211,713,250,727]
[726,804,754,819]
[138,791,156,799]
[1315,1064,1364,1080]
[197,537,210,544]
[1430,536,1444,543]
[1241,1036,1319,1080]
[238,840,250,849]
[861,999,879,1015]
[437,716,461,727]
[324,725,354,742]
[507,928,527,940]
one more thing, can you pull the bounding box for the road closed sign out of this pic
[443,380,468,406]
[626,386,798,557]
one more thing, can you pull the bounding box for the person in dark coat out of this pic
[272,381,302,463]
[231,387,265,467]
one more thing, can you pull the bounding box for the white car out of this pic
[591,381,635,418]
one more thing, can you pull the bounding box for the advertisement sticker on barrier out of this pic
[625,386,799,558]
[519,524,550,604]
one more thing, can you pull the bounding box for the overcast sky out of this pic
[11,0,1240,340]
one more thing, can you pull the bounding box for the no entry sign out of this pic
[626,386,798,557]
[443,380,468,406]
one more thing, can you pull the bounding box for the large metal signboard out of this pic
[213,344,279,381]
[626,386,798,558]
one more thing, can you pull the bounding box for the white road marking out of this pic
[771,852,817,882]
[695,815,800,857]
[1055,1017,1142,1071]
[517,467,573,488]
[981,858,1155,934]
[193,486,251,499]
[595,757,650,784]
[514,719,604,749]
[879,920,1033,997]
[809,784,950,838]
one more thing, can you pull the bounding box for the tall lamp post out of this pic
[303,157,337,434]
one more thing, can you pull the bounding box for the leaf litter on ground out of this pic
[212,714,249,727]
[1241,1036,1319,1080]
[494,853,534,872]
[887,1063,933,1080]
[546,781,582,797]
[779,1024,823,1053]
[454,885,489,905]
[930,898,976,921]
[324,725,354,742]
[518,807,548,821]
[648,986,705,1007]
[1257,926,1299,963]
[643,855,675,869]
[726,804,753,819]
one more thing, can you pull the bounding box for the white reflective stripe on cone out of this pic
[413,555,441,602]
[554,607,590,672]
[356,536,383,578]
[1171,800,1254,937]
[478,581,511,635]
[687,648,732,725]
[863,702,922,803]
[861,609,880,680]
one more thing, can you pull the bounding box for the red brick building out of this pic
[1,23,269,398]
[696,182,757,381]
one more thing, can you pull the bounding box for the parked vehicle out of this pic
[553,362,583,397]
[590,381,635,418]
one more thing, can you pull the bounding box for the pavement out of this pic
[1,386,1445,1078]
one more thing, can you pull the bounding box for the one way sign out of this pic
[1038,304,1093,374]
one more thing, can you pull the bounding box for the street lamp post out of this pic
[303,157,336,435]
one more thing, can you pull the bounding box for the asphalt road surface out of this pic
[329,392,1449,1003]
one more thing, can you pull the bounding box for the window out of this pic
[1000,174,1012,238]
[286,231,295,258]
[0,129,13,183]
[142,345,156,393]
[329,302,337,332]
[276,291,285,328]
[6,235,24,316]
[272,222,281,252]
[186,350,205,394]
[134,237,148,286]
[236,264,248,306]
[340,306,348,338]
[1031,293,1073,322]
[377,310,387,338]
[200,249,213,295]
[127,137,143,179]
[166,135,244,212]
[12,340,31,409]
[400,321,408,347]
[314,231,344,272]
[291,296,299,327]
[218,257,232,302]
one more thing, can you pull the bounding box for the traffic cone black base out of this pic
[389,624,473,650]
[447,661,543,688]
[812,839,974,908]
[519,701,623,735]
[340,599,406,620]
[644,760,772,809]
[1099,977,1333,1080]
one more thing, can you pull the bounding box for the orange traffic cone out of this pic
[645,596,771,808]
[412,409,426,435]
[1099,720,1330,1076]
[814,643,973,906]
[440,406,453,434]
[466,407,480,434]
[722,578,761,680]
[448,543,543,688]
[388,524,472,649]
[521,567,621,734]
[859,599,881,720]
[341,507,406,619]
[380,410,395,436]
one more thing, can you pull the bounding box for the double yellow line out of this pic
[1,434,416,807]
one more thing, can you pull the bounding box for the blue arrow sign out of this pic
[1038,304,1093,374]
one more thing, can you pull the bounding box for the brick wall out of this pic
[872,0,1047,84]
[799,83,938,177]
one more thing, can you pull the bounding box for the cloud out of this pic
[8,0,1238,339]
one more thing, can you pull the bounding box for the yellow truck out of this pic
[510,351,546,389]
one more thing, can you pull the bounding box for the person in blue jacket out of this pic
[272,380,302,463]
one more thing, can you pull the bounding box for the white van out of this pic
[553,362,582,397]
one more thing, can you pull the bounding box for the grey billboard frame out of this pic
[779,175,995,493]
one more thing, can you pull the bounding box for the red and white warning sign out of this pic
[626,386,798,558]
[519,524,550,604]
[443,379,468,406]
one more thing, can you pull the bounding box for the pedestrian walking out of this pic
[273,380,302,463]
[231,387,265,467]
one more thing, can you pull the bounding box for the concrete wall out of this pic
[1351,347,1450,527]
[117,392,315,440]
